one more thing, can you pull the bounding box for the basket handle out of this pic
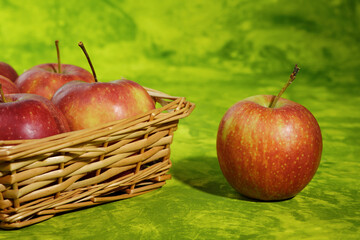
[144,87,179,100]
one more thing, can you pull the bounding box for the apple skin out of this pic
[217,95,322,201]
[52,79,155,131]
[0,62,18,82]
[0,93,70,140]
[15,63,95,100]
[0,75,20,94]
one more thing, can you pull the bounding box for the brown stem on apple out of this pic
[49,64,57,73]
[55,40,62,73]
[0,84,8,103]
[269,64,300,108]
[78,41,98,82]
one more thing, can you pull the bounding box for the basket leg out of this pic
[95,142,109,177]
[164,127,174,164]
[55,157,65,199]
[11,171,20,209]
[149,127,175,182]
[128,113,155,194]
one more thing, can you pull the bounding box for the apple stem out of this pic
[0,84,7,103]
[269,64,300,108]
[55,40,62,73]
[78,41,98,82]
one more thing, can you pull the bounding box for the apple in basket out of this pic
[217,65,322,201]
[51,42,155,131]
[0,61,18,82]
[15,40,95,100]
[0,84,70,140]
[0,75,20,94]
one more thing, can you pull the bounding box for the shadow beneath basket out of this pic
[171,156,256,201]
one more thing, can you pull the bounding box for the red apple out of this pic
[15,63,95,100]
[0,75,20,94]
[15,41,95,100]
[51,79,155,131]
[0,89,70,140]
[51,41,155,131]
[217,65,322,201]
[0,61,18,82]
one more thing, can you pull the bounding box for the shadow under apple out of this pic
[171,156,256,201]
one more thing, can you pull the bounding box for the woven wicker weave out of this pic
[0,87,195,229]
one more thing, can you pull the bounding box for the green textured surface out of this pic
[1,0,360,239]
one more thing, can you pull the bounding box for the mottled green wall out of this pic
[1,1,359,83]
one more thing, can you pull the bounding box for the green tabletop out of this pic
[1,0,359,239]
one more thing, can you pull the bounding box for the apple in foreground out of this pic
[52,79,155,131]
[0,75,19,94]
[217,65,322,201]
[0,90,70,140]
[0,61,18,82]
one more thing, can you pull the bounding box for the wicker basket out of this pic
[0,87,195,229]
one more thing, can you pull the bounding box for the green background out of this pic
[1,0,359,239]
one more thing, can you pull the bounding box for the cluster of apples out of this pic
[0,41,155,141]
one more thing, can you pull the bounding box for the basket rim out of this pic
[0,87,195,161]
